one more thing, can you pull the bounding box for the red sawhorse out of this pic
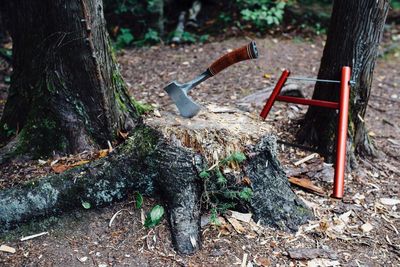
[260,66,351,199]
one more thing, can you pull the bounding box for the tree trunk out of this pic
[0,0,140,156]
[0,111,313,255]
[298,0,389,161]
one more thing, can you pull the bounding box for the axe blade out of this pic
[164,81,201,118]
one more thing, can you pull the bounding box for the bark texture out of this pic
[298,0,390,161]
[0,0,139,156]
[0,111,313,255]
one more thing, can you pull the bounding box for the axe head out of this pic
[164,81,201,118]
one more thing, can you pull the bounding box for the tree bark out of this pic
[298,0,390,161]
[0,111,313,255]
[0,0,140,156]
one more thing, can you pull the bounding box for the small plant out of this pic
[2,123,16,138]
[237,0,286,29]
[114,28,134,49]
[144,205,164,228]
[200,151,253,225]
[143,28,160,44]
[81,201,91,209]
[134,191,143,209]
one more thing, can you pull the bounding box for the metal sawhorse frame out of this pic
[260,66,351,199]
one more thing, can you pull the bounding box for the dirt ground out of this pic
[0,30,399,266]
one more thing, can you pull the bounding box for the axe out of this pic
[164,41,259,118]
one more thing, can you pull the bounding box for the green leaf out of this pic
[144,205,164,228]
[210,208,221,226]
[181,31,197,43]
[216,169,227,185]
[81,201,91,209]
[134,192,143,209]
[199,170,210,179]
[238,187,253,202]
[221,152,246,165]
[199,34,209,43]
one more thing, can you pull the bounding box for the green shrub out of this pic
[237,0,286,29]
[114,28,134,49]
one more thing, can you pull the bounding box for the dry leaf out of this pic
[98,149,109,158]
[226,217,245,234]
[118,130,129,139]
[254,256,270,267]
[51,164,69,174]
[242,176,252,186]
[70,160,90,167]
[289,177,325,196]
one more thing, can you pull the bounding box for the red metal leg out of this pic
[260,70,290,119]
[332,66,351,199]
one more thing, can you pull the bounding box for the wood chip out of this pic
[288,177,325,196]
[294,153,319,166]
[229,210,252,223]
[109,209,124,227]
[0,245,16,254]
[380,198,400,206]
[20,231,49,241]
[360,222,373,233]
[241,253,248,267]
[78,256,88,262]
[226,217,245,234]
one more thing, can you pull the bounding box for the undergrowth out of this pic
[199,152,253,225]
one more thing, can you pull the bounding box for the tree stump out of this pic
[0,109,312,254]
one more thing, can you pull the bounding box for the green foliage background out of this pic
[102,0,400,49]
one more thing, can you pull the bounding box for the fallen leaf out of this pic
[289,177,325,196]
[0,245,16,254]
[98,149,109,158]
[118,130,129,139]
[70,160,90,167]
[254,256,270,267]
[241,176,252,186]
[51,164,69,174]
[226,217,245,234]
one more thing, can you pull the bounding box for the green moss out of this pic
[132,99,153,115]
[16,114,68,157]
[123,126,159,157]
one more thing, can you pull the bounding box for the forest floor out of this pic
[0,30,399,266]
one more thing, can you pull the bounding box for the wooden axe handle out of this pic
[207,41,258,76]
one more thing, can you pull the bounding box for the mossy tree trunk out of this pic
[0,0,140,156]
[298,0,389,161]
